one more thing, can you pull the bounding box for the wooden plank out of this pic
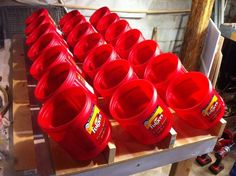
[212,53,223,87]
[13,103,36,171]
[209,118,227,137]
[27,86,41,107]
[30,109,55,176]
[103,141,116,164]
[51,114,220,176]
[12,36,37,172]
[209,36,224,87]
[200,19,221,77]
[12,36,55,175]
[180,0,215,71]
[60,138,217,176]
[23,44,56,176]
[169,158,194,176]
[156,128,177,149]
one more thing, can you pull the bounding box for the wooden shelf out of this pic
[47,118,225,176]
[12,36,226,176]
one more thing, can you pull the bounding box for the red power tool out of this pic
[209,143,235,175]
[196,129,235,174]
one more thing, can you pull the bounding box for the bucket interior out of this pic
[99,61,129,89]
[82,34,102,52]
[40,47,64,72]
[37,34,54,52]
[29,16,46,31]
[90,7,110,25]
[108,21,128,39]
[36,23,51,37]
[88,45,112,71]
[72,15,84,26]
[28,23,51,43]
[41,64,70,98]
[98,13,118,30]
[74,23,90,39]
[132,41,157,65]
[147,55,178,83]
[45,88,86,127]
[114,81,153,118]
[120,30,141,50]
[61,10,79,23]
[63,15,84,33]
[167,74,209,109]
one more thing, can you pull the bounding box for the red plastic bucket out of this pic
[83,44,119,83]
[73,33,105,63]
[90,6,110,28]
[109,79,173,145]
[59,10,81,28]
[67,22,95,48]
[35,62,94,102]
[26,22,57,46]
[166,72,225,129]
[25,8,49,26]
[144,53,187,103]
[96,13,120,35]
[61,14,86,37]
[105,20,131,45]
[25,15,55,36]
[115,29,145,59]
[128,40,161,78]
[30,45,80,81]
[27,32,67,61]
[94,59,138,101]
[37,87,111,161]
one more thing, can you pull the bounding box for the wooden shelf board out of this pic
[51,117,223,175]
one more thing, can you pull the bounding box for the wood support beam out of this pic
[180,0,215,71]
[169,159,194,176]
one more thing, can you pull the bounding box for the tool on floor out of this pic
[209,143,235,175]
[196,154,212,166]
[196,128,236,173]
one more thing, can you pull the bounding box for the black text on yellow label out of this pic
[85,106,102,134]
[144,106,164,130]
[202,95,219,117]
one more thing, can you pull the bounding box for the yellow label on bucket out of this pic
[144,106,164,130]
[85,106,102,134]
[202,95,219,117]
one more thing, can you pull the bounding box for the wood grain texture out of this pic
[169,159,194,176]
[209,36,224,87]
[180,0,215,71]
[12,36,37,171]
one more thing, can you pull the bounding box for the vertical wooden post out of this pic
[180,0,215,71]
[169,159,194,176]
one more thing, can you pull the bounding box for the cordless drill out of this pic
[209,143,235,175]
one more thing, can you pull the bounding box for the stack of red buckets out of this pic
[25,7,225,161]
